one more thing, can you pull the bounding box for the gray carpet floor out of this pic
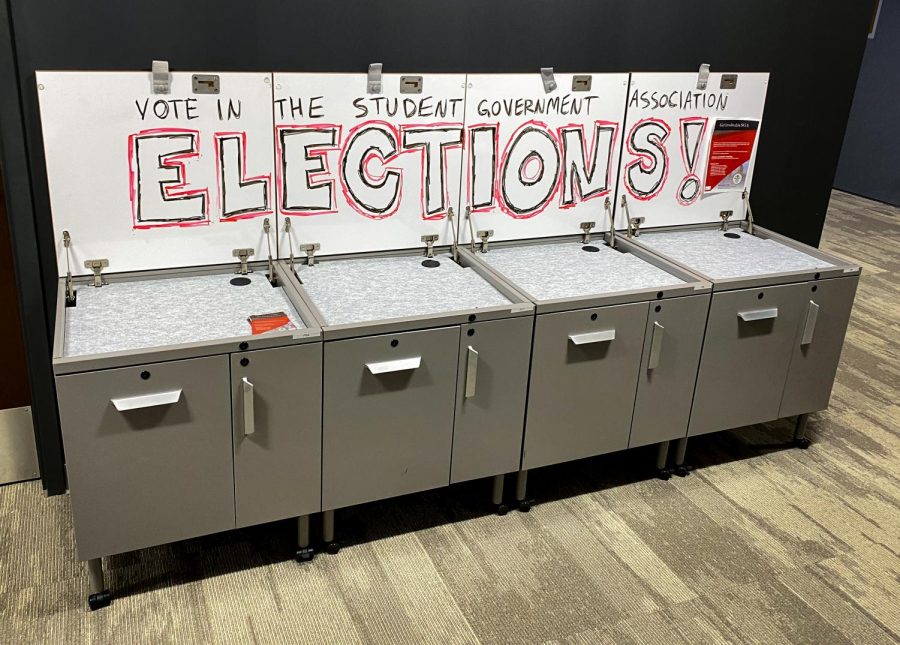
[1,190,897,644]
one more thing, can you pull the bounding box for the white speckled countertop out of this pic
[65,272,303,357]
[638,229,834,280]
[296,254,512,326]
[478,241,684,301]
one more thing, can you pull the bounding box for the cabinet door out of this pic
[231,344,322,529]
[523,301,649,470]
[630,294,710,448]
[322,326,459,511]
[56,356,233,560]
[451,316,533,484]
[689,283,808,436]
[779,276,858,418]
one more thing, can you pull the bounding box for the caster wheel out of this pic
[88,590,111,611]
[295,547,315,563]
[324,541,341,555]
[495,503,509,516]
[795,437,811,449]
[657,469,672,481]
[518,500,532,513]
[674,465,690,478]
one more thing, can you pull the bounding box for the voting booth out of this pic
[613,71,860,470]
[33,64,859,611]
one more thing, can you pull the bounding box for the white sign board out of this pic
[36,71,276,277]
[458,73,630,244]
[614,72,769,228]
[274,73,466,257]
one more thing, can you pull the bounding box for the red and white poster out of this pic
[704,119,759,192]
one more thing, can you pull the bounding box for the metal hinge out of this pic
[233,248,254,275]
[580,221,596,245]
[302,243,321,267]
[477,229,494,253]
[83,259,109,287]
[367,63,383,94]
[719,210,733,231]
[151,60,170,94]
[421,234,439,258]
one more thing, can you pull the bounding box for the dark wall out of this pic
[3,0,872,491]
[835,0,900,206]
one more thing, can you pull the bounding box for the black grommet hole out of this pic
[421,259,440,268]
[468,314,476,322]
[240,358,250,367]
[655,305,662,312]
[390,339,399,347]
[467,329,475,337]
[814,272,821,279]
[724,232,741,239]
[582,245,600,253]
[656,291,663,299]
[757,292,764,299]
[140,371,150,380]
[239,341,249,350]
[811,285,818,292]
[591,313,598,321]
[230,277,251,286]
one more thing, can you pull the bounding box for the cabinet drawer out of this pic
[780,276,858,417]
[689,283,808,436]
[322,326,459,510]
[451,316,533,484]
[630,294,709,448]
[523,301,649,470]
[232,344,322,528]
[56,356,233,560]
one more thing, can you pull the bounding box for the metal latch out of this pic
[62,230,75,303]
[421,234,439,258]
[367,63,383,94]
[477,229,494,253]
[233,248,254,275]
[719,210,733,231]
[302,243,320,267]
[151,60,170,94]
[630,216,645,237]
[400,76,423,94]
[192,74,219,94]
[83,259,109,287]
[580,221,596,244]
[696,63,710,90]
[540,67,557,93]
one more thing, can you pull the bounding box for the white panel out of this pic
[274,73,466,257]
[459,73,630,244]
[615,72,769,229]
[36,71,276,276]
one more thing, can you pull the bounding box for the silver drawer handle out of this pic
[242,377,255,436]
[569,329,616,345]
[648,321,665,370]
[800,300,819,345]
[111,389,182,412]
[366,356,422,375]
[738,307,779,322]
[465,346,479,399]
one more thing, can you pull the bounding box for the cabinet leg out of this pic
[492,474,508,516]
[656,441,672,480]
[296,515,314,563]
[673,437,690,477]
[793,414,811,449]
[322,509,339,555]
[515,470,531,512]
[86,558,111,611]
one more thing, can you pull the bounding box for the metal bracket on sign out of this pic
[447,207,460,262]
[721,74,738,90]
[572,75,592,92]
[400,76,423,94]
[302,243,320,267]
[151,60,171,94]
[696,63,710,90]
[192,74,219,94]
[367,63,383,94]
[630,216,645,237]
[83,259,109,288]
[719,210,733,231]
[465,206,477,252]
[580,221,595,245]
[477,229,494,253]
[263,218,274,282]
[540,67,557,93]
[284,218,296,272]
[233,248,254,275]
[742,190,754,235]
[421,234,439,258]
[62,230,75,303]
